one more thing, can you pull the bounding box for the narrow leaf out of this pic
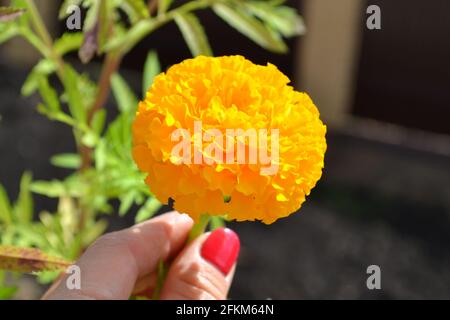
[83,0,100,31]
[97,0,113,53]
[91,109,106,135]
[244,2,306,37]
[213,3,287,53]
[158,0,174,15]
[38,77,60,112]
[142,50,161,97]
[121,0,149,23]
[111,73,138,113]
[0,7,25,22]
[135,197,161,223]
[0,245,72,273]
[119,190,136,216]
[50,153,81,169]
[21,59,56,97]
[54,32,84,56]
[0,184,12,225]
[62,65,86,123]
[30,180,66,198]
[14,172,33,223]
[175,12,212,57]
[0,23,19,44]
[81,219,108,247]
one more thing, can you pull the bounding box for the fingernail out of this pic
[201,228,240,275]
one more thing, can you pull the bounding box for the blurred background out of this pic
[0,0,449,299]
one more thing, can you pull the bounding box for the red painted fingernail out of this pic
[201,228,240,275]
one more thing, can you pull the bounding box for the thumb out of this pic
[160,228,240,300]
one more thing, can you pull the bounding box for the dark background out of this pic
[0,0,449,299]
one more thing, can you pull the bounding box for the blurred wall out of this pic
[297,0,364,126]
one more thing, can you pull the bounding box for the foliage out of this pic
[0,0,304,299]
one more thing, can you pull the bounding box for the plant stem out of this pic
[151,259,167,300]
[24,0,65,77]
[24,0,53,48]
[114,0,216,55]
[188,214,210,242]
[80,51,123,170]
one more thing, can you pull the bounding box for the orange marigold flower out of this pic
[132,55,326,224]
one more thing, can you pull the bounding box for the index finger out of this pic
[44,211,193,300]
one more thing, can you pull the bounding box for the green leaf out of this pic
[175,12,212,57]
[135,197,161,223]
[0,184,12,225]
[81,131,98,148]
[30,180,66,198]
[0,286,17,300]
[62,65,87,124]
[104,19,155,54]
[244,2,306,37]
[94,139,107,170]
[83,0,100,32]
[77,72,97,109]
[97,0,114,53]
[158,0,174,15]
[0,23,19,44]
[111,73,138,113]
[91,109,106,135]
[36,270,61,284]
[54,32,84,56]
[119,190,136,216]
[213,3,287,53]
[142,50,161,97]
[121,0,149,23]
[9,0,29,26]
[38,77,60,112]
[21,59,56,97]
[81,219,108,247]
[14,172,33,223]
[50,153,81,169]
[0,6,26,23]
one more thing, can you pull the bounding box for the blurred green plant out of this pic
[0,0,304,299]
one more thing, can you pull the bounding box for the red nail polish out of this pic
[201,228,240,275]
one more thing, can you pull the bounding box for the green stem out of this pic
[24,0,65,77]
[188,214,210,242]
[20,30,49,57]
[115,0,217,55]
[24,0,53,48]
[151,259,168,300]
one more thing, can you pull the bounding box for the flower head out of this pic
[133,55,326,224]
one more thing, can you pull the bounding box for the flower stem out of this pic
[188,214,210,242]
[151,259,168,300]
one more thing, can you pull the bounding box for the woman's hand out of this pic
[43,211,240,300]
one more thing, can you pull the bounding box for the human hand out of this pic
[42,212,240,300]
